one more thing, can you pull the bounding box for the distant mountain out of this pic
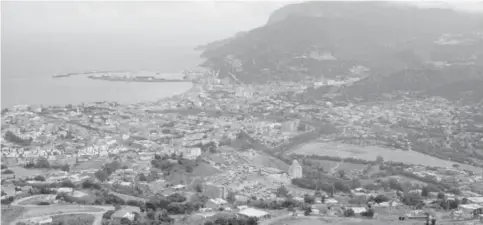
[198,1,483,85]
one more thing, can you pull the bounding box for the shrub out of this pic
[1,196,14,205]
[34,175,46,181]
[374,194,390,204]
[2,169,14,174]
[344,208,355,217]
[102,210,115,220]
[37,201,50,205]
[361,208,375,218]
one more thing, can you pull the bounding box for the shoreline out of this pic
[2,76,198,110]
[87,75,192,83]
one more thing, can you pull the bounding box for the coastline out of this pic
[87,75,192,83]
[2,75,198,110]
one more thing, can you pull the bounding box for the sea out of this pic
[1,40,202,108]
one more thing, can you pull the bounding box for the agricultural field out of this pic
[15,194,56,205]
[51,213,95,225]
[19,205,105,218]
[72,159,106,171]
[290,141,482,172]
[7,166,48,178]
[306,159,367,173]
[1,206,26,225]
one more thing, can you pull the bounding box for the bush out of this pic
[2,169,14,174]
[361,208,374,218]
[402,193,424,208]
[276,185,289,197]
[167,193,187,203]
[94,170,109,182]
[34,175,46,181]
[102,210,115,220]
[374,194,390,204]
[304,194,314,204]
[82,180,101,190]
[1,165,8,169]
[1,196,14,205]
[37,201,50,205]
[344,208,355,217]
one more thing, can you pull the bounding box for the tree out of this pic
[304,194,314,204]
[304,206,312,216]
[102,210,115,220]
[138,173,147,182]
[421,186,429,197]
[350,179,362,189]
[195,184,203,193]
[185,165,193,173]
[94,170,109,182]
[376,156,384,164]
[276,185,289,197]
[60,164,70,172]
[120,217,131,225]
[361,208,375,218]
[226,191,236,203]
[337,169,345,178]
[374,194,390,204]
[437,192,445,200]
[34,175,46,181]
[3,169,14,174]
[402,193,423,207]
[344,208,355,217]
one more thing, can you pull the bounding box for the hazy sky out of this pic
[1,1,295,45]
[2,1,483,46]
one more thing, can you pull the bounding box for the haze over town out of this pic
[2,1,483,225]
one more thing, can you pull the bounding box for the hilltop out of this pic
[199,1,483,85]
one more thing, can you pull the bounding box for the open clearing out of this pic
[1,206,26,225]
[7,166,48,177]
[19,205,104,218]
[51,213,95,225]
[290,141,482,172]
[72,159,105,171]
[307,159,367,172]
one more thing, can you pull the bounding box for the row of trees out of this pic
[24,157,69,171]
[291,178,353,194]
[4,131,33,146]
[204,217,258,225]
[151,154,198,175]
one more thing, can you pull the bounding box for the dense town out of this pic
[2,65,483,225]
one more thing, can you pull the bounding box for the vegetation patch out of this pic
[50,214,95,225]
[1,206,26,225]
[291,142,472,169]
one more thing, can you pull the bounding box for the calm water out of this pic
[1,40,201,108]
[2,76,193,107]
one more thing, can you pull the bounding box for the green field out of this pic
[1,206,26,225]
[51,214,95,225]
[291,141,482,172]
[8,166,48,177]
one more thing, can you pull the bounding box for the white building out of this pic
[288,160,303,179]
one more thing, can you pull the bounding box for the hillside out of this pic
[199,1,483,86]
